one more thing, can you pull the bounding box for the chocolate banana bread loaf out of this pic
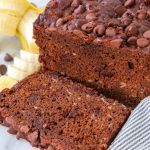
[34,0,150,107]
[0,71,130,150]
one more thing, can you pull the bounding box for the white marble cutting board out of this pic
[0,0,49,150]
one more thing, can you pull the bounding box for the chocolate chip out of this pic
[86,13,97,21]
[4,53,13,62]
[7,127,17,135]
[121,18,132,27]
[125,24,138,36]
[108,19,121,27]
[105,27,116,37]
[68,110,79,119]
[127,36,137,46]
[93,24,106,37]
[27,94,42,101]
[114,5,127,16]
[124,0,135,7]
[0,64,7,75]
[56,0,72,9]
[5,116,14,126]
[139,25,149,34]
[74,5,85,15]
[143,30,150,39]
[56,18,64,27]
[48,1,58,9]
[71,0,80,8]
[81,22,95,33]
[137,11,147,20]
[75,19,87,28]
[110,39,123,48]
[137,38,149,48]
[144,0,150,5]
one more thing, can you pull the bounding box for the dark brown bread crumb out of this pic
[34,0,150,108]
[0,71,130,150]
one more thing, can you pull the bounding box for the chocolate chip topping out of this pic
[106,27,116,37]
[0,64,7,75]
[137,38,149,48]
[42,0,150,50]
[124,0,135,8]
[81,22,95,33]
[127,36,137,46]
[125,24,138,36]
[143,30,150,39]
[114,5,127,16]
[93,24,106,37]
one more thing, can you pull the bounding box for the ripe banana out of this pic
[13,57,40,74]
[20,50,39,64]
[7,65,29,81]
[0,76,18,91]
[16,32,29,50]
[18,9,39,53]
[0,0,30,16]
[0,10,21,36]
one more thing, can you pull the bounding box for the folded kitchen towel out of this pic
[108,96,150,150]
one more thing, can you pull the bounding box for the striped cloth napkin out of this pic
[108,96,150,150]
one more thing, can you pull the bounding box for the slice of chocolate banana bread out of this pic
[34,0,150,107]
[0,71,130,150]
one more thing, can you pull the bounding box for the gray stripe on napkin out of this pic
[108,96,150,150]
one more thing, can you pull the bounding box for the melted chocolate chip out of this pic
[27,94,42,102]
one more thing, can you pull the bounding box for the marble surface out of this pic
[0,0,49,150]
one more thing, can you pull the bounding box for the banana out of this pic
[16,31,29,50]
[20,50,39,63]
[0,10,21,36]
[13,57,40,74]
[0,75,18,91]
[0,0,30,16]
[7,65,29,81]
[18,9,39,53]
